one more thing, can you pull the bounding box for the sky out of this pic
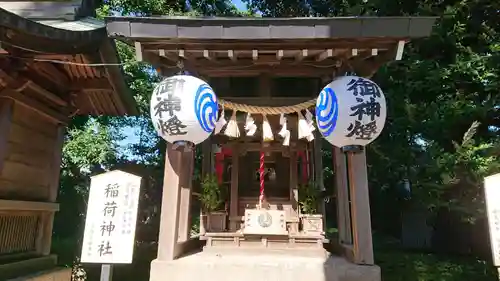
[232,0,247,11]
[118,0,248,157]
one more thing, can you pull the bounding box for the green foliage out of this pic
[298,181,320,214]
[98,0,247,16]
[63,119,119,172]
[377,250,496,281]
[200,174,225,212]
[373,234,497,281]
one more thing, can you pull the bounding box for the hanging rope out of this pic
[259,151,265,208]
[219,98,316,115]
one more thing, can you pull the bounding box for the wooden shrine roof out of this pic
[0,8,138,119]
[105,16,437,78]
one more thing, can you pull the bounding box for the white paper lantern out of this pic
[315,76,387,147]
[150,75,218,145]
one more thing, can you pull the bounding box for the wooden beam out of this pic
[395,40,405,60]
[203,50,213,60]
[220,141,307,152]
[0,89,68,124]
[153,47,395,77]
[0,66,67,107]
[0,199,59,212]
[295,49,308,61]
[25,80,67,107]
[0,98,13,175]
[178,49,186,59]
[316,49,333,62]
[70,78,113,91]
[28,62,70,91]
[350,49,397,78]
[227,50,237,62]
[198,64,340,77]
[276,50,284,60]
[141,39,401,51]
[252,49,259,61]
[217,97,311,106]
[135,41,143,62]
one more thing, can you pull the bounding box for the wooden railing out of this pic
[0,213,39,255]
[0,200,58,259]
[0,200,60,280]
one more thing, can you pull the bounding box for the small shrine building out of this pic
[105,16,437,281]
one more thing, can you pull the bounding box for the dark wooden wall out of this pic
[0,102,59,201]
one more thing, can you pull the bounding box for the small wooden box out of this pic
[243,209,288,235]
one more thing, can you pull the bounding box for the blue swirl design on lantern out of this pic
[195,83,218,133]
[315,87,338,137]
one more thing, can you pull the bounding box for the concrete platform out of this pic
[150,251,381,281]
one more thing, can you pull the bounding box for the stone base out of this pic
[150,251,380,281]
[7,267,71,281]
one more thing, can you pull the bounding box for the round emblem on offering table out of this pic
[150,75,218,145]
[258,212,273,228]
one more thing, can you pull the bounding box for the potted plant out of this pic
[298,181,323,235]
[200,174,227,232]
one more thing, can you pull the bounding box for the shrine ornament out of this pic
[150,75,218,145]
[315,75,387,147]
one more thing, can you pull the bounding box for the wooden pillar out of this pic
[290,147,298,211]
[157,143,183,261]
[313,135,325,222]
[334,147,352,245]
[347,150,374,265]
[200,139,212,235]
[201,139,212,177]
[229,145,239,231]
[0,98,13,174]
[36,126,65,255]
[177,150,194,242]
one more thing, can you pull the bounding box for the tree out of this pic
[243,0,500,237]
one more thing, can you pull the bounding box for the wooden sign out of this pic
[484,173,500,266]
[81,170,142,264]
[243,209,287,235]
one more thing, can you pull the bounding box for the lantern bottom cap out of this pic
[341,145,364,153]
[172,141,195,152]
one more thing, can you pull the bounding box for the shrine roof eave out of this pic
[105,16,437,41]
[0,8,105,54]
[0,8,138,116]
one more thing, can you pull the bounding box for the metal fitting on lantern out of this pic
[341,145,363,154]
